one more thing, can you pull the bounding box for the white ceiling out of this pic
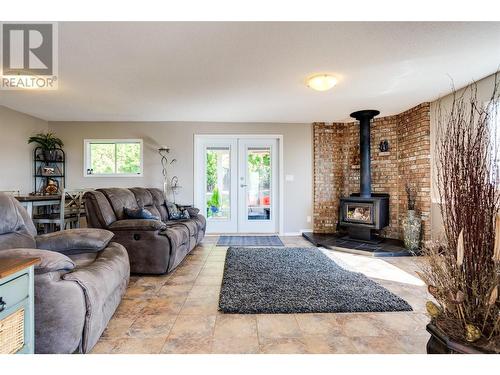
[2,22,500,123]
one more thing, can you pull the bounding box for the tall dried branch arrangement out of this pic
[419,74,500,351]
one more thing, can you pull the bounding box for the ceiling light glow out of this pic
[306,74,337,91]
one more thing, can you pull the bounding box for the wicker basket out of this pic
[0,308,25,354]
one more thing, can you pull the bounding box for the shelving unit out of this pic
[33,147,65,194]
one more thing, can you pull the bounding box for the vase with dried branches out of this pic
[419,74,500,353]
[403,183,421,251]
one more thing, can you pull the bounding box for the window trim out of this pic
[83,139,144,177]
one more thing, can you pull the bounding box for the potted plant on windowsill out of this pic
[418,75,500,354]
[28,132,64,161]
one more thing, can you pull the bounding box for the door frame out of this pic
[193,134,284,235]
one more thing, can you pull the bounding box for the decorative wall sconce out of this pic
[379,140,390,152]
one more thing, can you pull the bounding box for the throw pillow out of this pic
[186,207,200,216]
[166,201,183,220]
[179,207,191,220]
[124,207,160,221]
[166,202,192,220]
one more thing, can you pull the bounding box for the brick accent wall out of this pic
[312,103,431,241]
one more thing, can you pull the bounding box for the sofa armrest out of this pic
[36,228,114,255]
[108,219,166,231]
[0,248,74,274]
[61,242,129,352]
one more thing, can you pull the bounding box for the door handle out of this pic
[240,184,247,188]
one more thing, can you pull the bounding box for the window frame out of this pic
[83,139,144,177]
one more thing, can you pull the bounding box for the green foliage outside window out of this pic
[248,152,271,188]
[117,143,141,174]
[90,142,141,175]
[206,151,217,192]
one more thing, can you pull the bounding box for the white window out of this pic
[84,139,143,177]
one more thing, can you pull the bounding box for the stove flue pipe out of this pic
[349,110,380,198]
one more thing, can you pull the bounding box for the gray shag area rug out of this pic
[219,247,413,314]
[217,235,284,247]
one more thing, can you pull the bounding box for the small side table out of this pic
[0,258,39,354]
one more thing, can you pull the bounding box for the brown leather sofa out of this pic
[84,187,206,274]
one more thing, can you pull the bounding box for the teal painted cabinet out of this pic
[0,258,38,354]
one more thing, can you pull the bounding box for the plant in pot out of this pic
[209,187,220,215]
[28,132,64,161]
[418,76,500,353]
[403,183,421,252]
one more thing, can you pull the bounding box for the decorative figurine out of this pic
[44,179,59,195]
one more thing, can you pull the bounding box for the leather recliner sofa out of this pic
[0,193,130,354]
[84,187,206,274]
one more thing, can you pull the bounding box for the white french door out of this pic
[238,138,277,233]
[194,136,279,234]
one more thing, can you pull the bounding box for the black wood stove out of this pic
[339,110,389,242]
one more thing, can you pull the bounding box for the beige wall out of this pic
[430,73,498,238]
[48,121,313,234]
[0,105,48,194]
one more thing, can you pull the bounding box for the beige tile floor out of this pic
[91,235,431,354]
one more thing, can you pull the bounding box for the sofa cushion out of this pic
[148,188,169,221]
[124,207,160,220]
[108,219,166,231]
[161,224,189,247]
[130,187,154,206]
[167,219,197,239]
[12,197,37,237]
[98,188,139,220]
[129,188,164,221]
[36,228,114,255]
[0,193,26,235]
[160,226,190,272]
[69,252,99,268]
[83,190,117,228]
[191,214,207,233]
[0,193,37,250]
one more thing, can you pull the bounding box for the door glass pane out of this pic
[206,147,230,220]
[247,147,271,221]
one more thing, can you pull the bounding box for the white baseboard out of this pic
[280,229,312,236]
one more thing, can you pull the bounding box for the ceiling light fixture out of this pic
[306,74,338,91]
